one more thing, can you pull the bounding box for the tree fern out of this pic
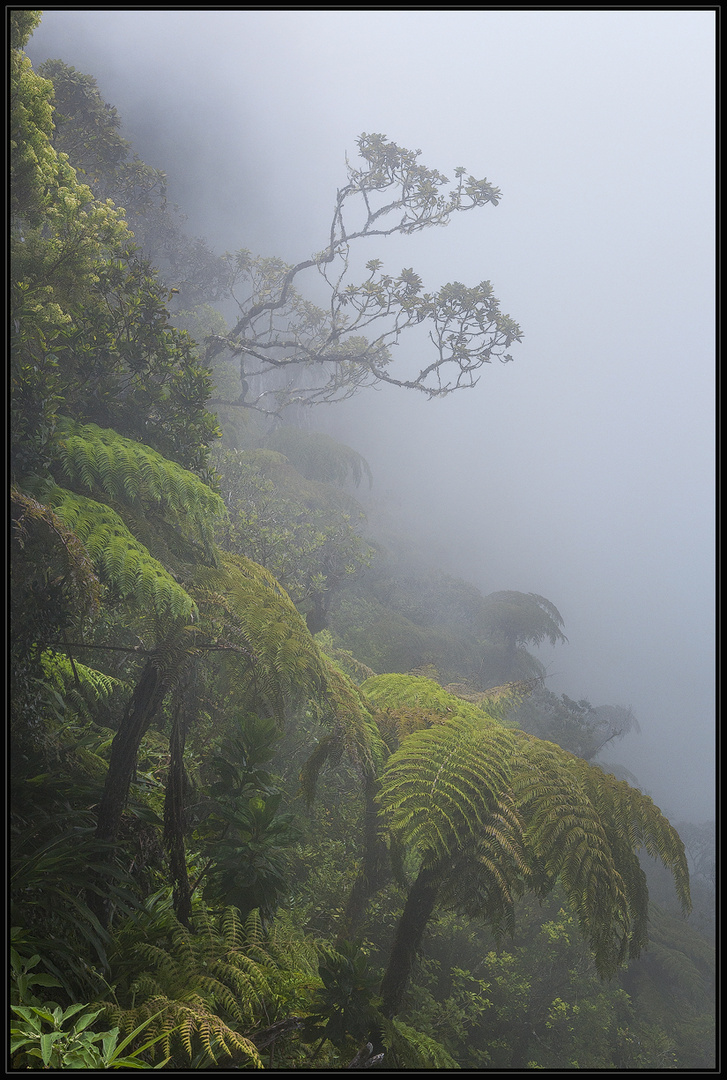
[55,418,227,557]
[369,697,693,1044]
[43,484,198,629]
[378,713,518,865]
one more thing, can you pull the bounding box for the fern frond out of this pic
[193,553,328,722]
[55,418,228,550]
[511,731,690,975]
[11,485,102,618]
[44,485,198,629]
[382,1016,460,1069]
[378,713,517,863]
[39,648,126,724]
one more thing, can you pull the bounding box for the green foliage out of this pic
[42,484,199,628]
[201,793,302,924]
[56,419,227,553]
[11,1002,174,1069]
[100,905,293,1067]
[193,552,329,722]
[40,649,126,725]
[382,1016,460,1069]
[213,445,372,630]
[10,29,219,479]
[10,820,136,998]
[513,733,690,975]
[10,20,710,1074]
[379,713,518,864]
[302,940,381,1050]
[263,426,373,488]
[203,132,521,414]
[511,685,639,760]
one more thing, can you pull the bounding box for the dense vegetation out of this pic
[10,13,715,1069]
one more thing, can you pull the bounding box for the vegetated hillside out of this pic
[10,14,714,1069]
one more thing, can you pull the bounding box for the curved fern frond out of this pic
[40,648,126,723]
[44,485,198,628]
[378,713,517,864]
[382,1016,460,1069]
[55,419,228,553]
[511,731,691,976]
[101,904,322,1068]
[437,792,530,936]
[193,553,328,722]
[11,485,102,619]
[319,656,386,773]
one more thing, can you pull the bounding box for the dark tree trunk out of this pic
[369,862,441,1058]
[95,657,169,846]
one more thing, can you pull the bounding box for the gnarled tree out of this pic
[205,133,522,414]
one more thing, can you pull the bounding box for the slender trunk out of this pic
[368,862,441,1058]
[95,658,169,845]
[164,703,191,926]
[89,655,174,928]
[337,769,387,944]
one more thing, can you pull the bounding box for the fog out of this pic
[26,10,716,822]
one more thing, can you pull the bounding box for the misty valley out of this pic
[10,11,715,1071]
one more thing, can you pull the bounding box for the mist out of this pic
[26,9,716,823]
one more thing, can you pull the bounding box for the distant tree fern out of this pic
[263,427,372,488]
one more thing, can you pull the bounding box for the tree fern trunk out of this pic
[370,861,440,1057]
[95,658,168,845]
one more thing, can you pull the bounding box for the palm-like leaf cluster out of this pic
[374,682,691,979]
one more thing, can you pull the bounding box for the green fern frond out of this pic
[55,418,228,550]
[39,648,126,725]
[40,649,125,702]
[510,731,690,975]
[319,655,386,775]
[100,905,295,1067]
[382,1017,460,1069]
[11,485,102,618]
[44,485,198,628]
[378,714,517,863]
[193,553,328,721]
